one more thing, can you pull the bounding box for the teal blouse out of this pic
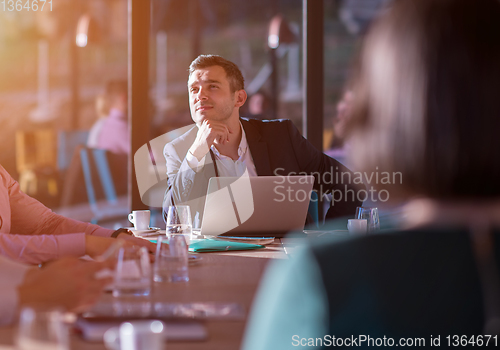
[241,245,328,350]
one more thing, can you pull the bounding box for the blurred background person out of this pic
[245,90,272,120]
[325,89,353,165]
[87,80,129,154]
[86,94,109,149]
[242,0,500,347]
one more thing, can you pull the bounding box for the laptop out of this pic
[199,175,314,237]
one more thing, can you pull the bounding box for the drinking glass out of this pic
[347,219,368,235]
[16,307,69,350]
[113,246,151,297]
[166,205,192,245]
[355,207,380,232]
[103,320,165,350]
[154,235,189,283]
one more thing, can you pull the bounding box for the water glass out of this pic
[113,246,151,297]
[103,320,165,350]
[154,235,189,283]
[16,307,69,350]
[166,205,192,245]
[347,219,368,235]
[355,207,380,233]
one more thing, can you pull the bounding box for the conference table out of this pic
[0,237,306,350]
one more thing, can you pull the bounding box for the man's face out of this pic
[188,65,238,125]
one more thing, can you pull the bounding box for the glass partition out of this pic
[0,0,376,226]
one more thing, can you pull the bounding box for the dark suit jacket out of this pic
[163,118,362,226]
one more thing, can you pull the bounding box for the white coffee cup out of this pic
[104,320,165,350]
[347,219,368,235]
[128,210,150,230]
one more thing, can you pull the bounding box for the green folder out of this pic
[188,239,265,253]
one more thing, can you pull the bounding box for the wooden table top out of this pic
[0,239,295,350]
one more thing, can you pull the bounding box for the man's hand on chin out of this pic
[190,119,232,161]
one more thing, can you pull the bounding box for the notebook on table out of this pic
[199,175,314,237]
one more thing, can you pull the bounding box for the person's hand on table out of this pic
[18,257,113,313]
[85,235,132,258]
[113,230,156,254]
[85,232,155,259]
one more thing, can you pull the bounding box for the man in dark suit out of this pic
[163,55,361,228]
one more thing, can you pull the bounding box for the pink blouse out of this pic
[0,165,114,264]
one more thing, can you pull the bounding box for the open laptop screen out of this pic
[200,175,314,237]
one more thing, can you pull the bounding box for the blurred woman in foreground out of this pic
[243,0,500,347]
[0,164,154,265]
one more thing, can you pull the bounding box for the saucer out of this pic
[126,227,161,237]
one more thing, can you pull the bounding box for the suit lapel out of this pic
[241,119,272,176]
